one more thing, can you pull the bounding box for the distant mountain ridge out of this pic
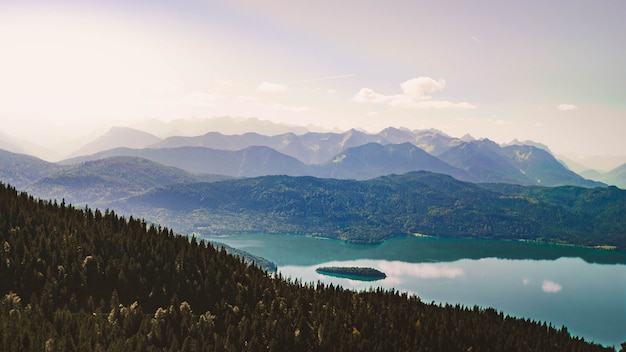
[0,149,229,207]
[0,125,607,211]
[63,129,603,188]
[64,146,310,177]
[314,142,469,181]
[113,172,626,249]
[68,126,162,158]
[0,149,59,189]
[581,162,626,189]
[149,127,465,164]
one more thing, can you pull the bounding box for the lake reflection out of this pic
[201,234,626,347]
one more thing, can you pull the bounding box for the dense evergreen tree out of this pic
[0,183,615,351]
[118,172,626,248]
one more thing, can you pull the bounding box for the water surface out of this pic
[200,234,626,347]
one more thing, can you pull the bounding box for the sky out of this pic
[1,0,625,162]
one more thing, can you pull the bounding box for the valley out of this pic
[3,1,626,349]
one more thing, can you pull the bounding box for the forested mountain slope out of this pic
[0,183,612,351]
[117,172,626,248]
[24,157,229,207]
[0,149,59,190]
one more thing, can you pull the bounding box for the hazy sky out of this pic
[1,0,625,157]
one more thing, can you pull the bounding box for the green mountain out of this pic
[116,172,626,248]
[0,149,59,189]
[24,156,229,207]
[0,183,613,351]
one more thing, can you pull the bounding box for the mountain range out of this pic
[0,125,625,251]
[580,164,626,189]
[61,126,604,188]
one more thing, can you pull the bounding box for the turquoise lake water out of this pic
[199,234,626,348]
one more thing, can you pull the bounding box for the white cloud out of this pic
[557,103,578,111]
[378,261,464,279]
[257,82,288,93]
[352,77,475,109]
[541,280,562,293]
[401,77,446,100]
[522,278,531,285]
[352,88,395,104]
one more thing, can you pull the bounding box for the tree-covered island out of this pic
[316,266,387,281]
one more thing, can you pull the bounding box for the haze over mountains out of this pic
[61,125,605,187]
[2,117,626,212]
[1,120,625,250]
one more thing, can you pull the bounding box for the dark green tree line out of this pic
[0,182,615,351]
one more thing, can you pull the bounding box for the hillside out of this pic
[0,149,59,189]
[313,142,469,180]
[439,140,603,187]
[24,156,229,207]
[62,146,309,177]
[115,172,626,248]
[0,183,612,351]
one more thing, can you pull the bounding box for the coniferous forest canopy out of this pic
[118,172,626,249]
[0,183,617,351]
[0,185,607,351]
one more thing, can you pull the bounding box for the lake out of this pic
[199,233,626,348]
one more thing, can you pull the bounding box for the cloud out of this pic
[557,103,578,111]
[257,82,288,93]
[401,77,446,100]
[352,88,396,104]
[378,261,464,279]
[353,77,475,109]
[541,280,562,293]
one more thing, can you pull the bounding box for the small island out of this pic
[315,266,386,281]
